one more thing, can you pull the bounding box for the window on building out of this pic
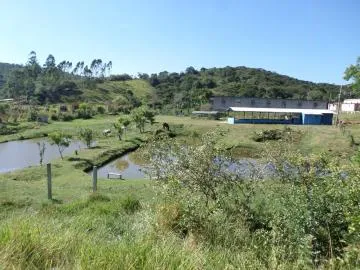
[266,100,271,107]
[221,98,226,105]
[282,101,286,108]
[297,101,302,107]
[313,102,318,108]
[251,100,256,106]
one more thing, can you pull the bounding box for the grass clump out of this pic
[88,193,111,202]
[120,195,141,214]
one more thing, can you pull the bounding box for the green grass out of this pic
[1,114,360,268]
[157,115,359,159]
[81,79,155,103]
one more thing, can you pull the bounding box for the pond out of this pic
[92,152,276,181]
[91,153,147,180]
[0,139,85,173]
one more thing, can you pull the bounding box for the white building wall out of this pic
[341,103,356,112]
[328,103,337,111]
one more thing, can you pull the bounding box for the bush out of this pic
[96,106,106,114]
[60,113,75,122]
[50,113,59,121]
[27,109,38,122]
[109,74,133,81]
[148,130,360,265]
[77,103,93,119]
[252,129,283,142]
[0,125,19,135]
[79,128,95,148]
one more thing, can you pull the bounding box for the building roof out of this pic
[192,111,220,115]
[343,99,360,104]
[0,98,14,102]
[210,96,327,103]
[227,107,336,115]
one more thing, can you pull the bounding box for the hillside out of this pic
[0,58,347,109]
[144,66,344,110]
[0,62,21,90]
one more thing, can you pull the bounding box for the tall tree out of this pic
[344,56,360,94]
[26,51,41,80]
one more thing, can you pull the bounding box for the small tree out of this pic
[131,106,156,133]
[77,103,93,119]
[49,132,71,159]
[114,116,130,140]
[144,109,155,125]
[131,107,147,133]
[79,128,95,148]
[37,142,46,166]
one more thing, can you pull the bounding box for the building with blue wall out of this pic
[227,107,335,125]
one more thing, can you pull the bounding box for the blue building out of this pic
[227,107,335,125]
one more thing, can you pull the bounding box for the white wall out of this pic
[328,103,337,111]
[341,103,356,112]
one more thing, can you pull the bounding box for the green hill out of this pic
[0,59,347,109]
[83,80,155,103]
[144,66,344,110]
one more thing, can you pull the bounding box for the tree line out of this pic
[1,52,359,112]
[0,51,112,103]
[137,66,352,111]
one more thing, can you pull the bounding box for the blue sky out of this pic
[0,0,358,84]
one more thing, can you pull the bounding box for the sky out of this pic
[0,0,359,84]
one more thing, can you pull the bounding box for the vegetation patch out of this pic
[252,127,302,143]
[120,196,141,214]
[115,159,129,171]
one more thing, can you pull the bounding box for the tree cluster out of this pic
[1,51,112,104]
[139,66,348,111]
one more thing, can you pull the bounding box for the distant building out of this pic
[328,103,338,112]
[341,99,360,112]
[191,111,222,119]
[210,96,328,111]
[227,107,335,125]
[0,98,14,103]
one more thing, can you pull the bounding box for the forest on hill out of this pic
[0,62,21,90]
[0,52,350,111]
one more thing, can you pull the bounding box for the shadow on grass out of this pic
[50,198,63,204]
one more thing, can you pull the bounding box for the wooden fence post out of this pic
[92,166,98,192]
[47,163,52,200]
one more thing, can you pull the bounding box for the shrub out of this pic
[96,106,106,114]
[252,129,283,142]
[50,113,59,121]
[109,74,133,81]
[0,125,19,135]
[79,128,95,148]
[77,103,93,119]
[60,113,75,122]
[27,109,38,122]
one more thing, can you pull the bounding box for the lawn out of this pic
[158,115,359,158]
[1,114,360,268]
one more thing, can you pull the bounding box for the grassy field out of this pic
[82,79,155,103]
[1,114,360,268]
[158,115,359,159]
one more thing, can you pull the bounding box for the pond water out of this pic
[92,154,147,179]
[0,139,85,173]
[92,153,277,181]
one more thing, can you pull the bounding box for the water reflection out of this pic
[0,139,85,173]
